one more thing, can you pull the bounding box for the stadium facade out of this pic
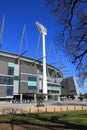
[0,51,79,102]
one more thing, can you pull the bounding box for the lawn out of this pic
[0,110,87,130]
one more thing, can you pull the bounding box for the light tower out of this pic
[36,21,47,97]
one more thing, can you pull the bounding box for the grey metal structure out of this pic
[61,76,79,96]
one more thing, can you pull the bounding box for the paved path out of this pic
[0,100,87,109]
[0,102,37,109]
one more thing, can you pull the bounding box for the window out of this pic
[28,76,37,90]
[48,90,59,94]
[8,62,14,67]
[8,77,13,85]
[7,86,13,96]
[28,76,36,81]
[48,84,60,88]
[14,76,19,80]
[3,76,8,84]
[8,67,14,75]
[61,86,64,88]
[39,89,42,93]
[0,76,3,84]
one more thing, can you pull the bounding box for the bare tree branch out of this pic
[46,0,87,83]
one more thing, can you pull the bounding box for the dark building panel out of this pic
[21,65,37,74]
[0,61,8,74]
[0,86,7,97]
[20,82,27,93]
[21,75,27,81]
[20,82,37,93]
[61,76,78,96]
[20,65,37,93]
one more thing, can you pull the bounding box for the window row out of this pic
[48,84,60,88]
[39,90,59,94]
[0,76,13,85]
[48,90,59,94]
[28,86,37,90]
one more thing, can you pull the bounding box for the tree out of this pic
[46,0,87,84]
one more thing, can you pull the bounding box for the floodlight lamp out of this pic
[36,21,47,35]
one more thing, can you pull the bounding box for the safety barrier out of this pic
[0,105,87,115]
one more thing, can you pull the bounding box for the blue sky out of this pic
[0,0,56,54]
[0,0,57,58]
[0,0,79,83]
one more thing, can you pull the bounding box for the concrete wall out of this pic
[20,64,37,93]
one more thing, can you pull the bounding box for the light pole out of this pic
[36,21,47,98]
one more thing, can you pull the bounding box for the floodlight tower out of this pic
[36,21,47,97]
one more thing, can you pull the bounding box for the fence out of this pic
[0,105,87,115]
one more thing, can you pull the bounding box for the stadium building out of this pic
[0,51,79,102]
[0,19,79,102]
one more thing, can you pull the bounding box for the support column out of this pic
[20,93,23,103]
[42,34,47,100]
[42,34,47,95]
[57,95,61,102]
[34,93,37,103]
[35,21,47,100]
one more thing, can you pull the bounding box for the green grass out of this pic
[0,110,87,129]
[39,110,87,126]
[38,110,87,126]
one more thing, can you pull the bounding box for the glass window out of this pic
[8,77,13,85]
[14,76,19,80]
[7,86,13,96]
[3,76,8,84]
[48,90,59,94]
[62,86,64,88]
[0,76,3,84]
[28,86,36,90]
[28,76,36,81]
[48,84,60,88]
[0,76,14,85]
[8,67,14,75]
[28,76,37,90]
[8,62,14,67]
